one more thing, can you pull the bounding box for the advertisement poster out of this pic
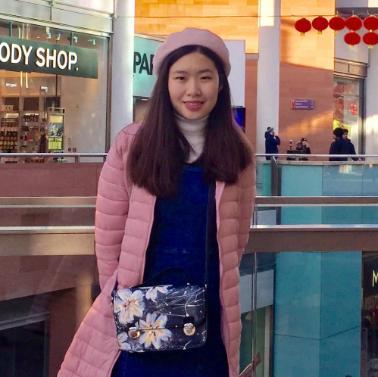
[47,113,64,151]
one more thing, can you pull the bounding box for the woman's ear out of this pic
[218,85,223,92]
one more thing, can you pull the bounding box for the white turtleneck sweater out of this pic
[175,114,208,163]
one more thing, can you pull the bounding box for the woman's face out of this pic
[168,51,220,120]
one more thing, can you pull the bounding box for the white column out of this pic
[365,46,378,157]
[256,0,280,154]
[111,0,135,143]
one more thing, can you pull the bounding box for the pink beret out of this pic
[152,28,231,76]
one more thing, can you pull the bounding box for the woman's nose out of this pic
[186,78,201,96]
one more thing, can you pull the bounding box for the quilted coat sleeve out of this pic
[238,161,256,262]
[95,130,131,290]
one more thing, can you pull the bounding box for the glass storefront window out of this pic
[333,76,363,153]
[0,20,109,159]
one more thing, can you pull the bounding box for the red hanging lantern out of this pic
[363,31,378,46]
[345,15,363,31]
[312,16,328,33]
[329,16,345,31]
[294,18,312,34]
[363,15,378,31]
[349,102,358,116]
[344,31,361,45]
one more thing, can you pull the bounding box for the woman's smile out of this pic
[184,101,204,112]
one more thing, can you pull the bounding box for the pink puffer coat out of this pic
[58,123,255,377]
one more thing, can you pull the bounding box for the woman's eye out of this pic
[175,76,185,80]
[201,76,212,80]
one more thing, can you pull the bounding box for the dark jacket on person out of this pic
[329,138,349,161]
[295,142,311,161]
[38,134,47,153]
[265,132,280,160]
[286,147,296,161]
[345,138,358,161]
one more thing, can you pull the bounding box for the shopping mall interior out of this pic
[1,1,378,377]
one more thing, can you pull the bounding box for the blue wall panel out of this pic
[281,165,323,224]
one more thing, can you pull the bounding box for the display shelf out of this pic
[0,112,19,152]
[22,112,40,123]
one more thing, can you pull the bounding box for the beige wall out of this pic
[135,0,259,53]
[279,63,334,153]
[279,0,335,153]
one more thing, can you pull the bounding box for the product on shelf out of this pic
[19,112,44,153]
[0,110,47,156]
[0,112,19,153]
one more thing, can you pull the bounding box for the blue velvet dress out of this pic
[112,163,229,377]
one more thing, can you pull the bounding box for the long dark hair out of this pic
[128,45,252,197]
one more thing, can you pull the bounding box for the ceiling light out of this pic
[46,26,51,39]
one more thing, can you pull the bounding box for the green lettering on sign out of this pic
[0,36,98,78]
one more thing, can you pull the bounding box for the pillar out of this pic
[256,0,281,154]
[365,47,378,156]
[111,0,135,143]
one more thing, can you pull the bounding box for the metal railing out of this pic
[0,196,96,208]
[255,153,378,159]
[2,152,378,163]
[1,223,377,256]
[0,152,107,163]
[0,195,377,256]
[255,195,378,206]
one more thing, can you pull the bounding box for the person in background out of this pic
[342,129,358,161]
[295,137,311,161]
[301,138,311,155]
[38,128,47,153]
[58,27,255,377]
[286,139,296,161]
[329,127,349,161]
[264,126,280,160]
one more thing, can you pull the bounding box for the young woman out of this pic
[58,28,255,377]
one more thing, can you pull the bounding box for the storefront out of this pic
[0,16,110,160]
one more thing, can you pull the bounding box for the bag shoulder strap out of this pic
[204,183,216,287]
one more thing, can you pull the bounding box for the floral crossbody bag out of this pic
[111,185,215,353]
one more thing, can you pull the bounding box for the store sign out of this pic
[291,99,315,110]
[133,36,160,98]
[134,51,154,75]
[0,36,98,78]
